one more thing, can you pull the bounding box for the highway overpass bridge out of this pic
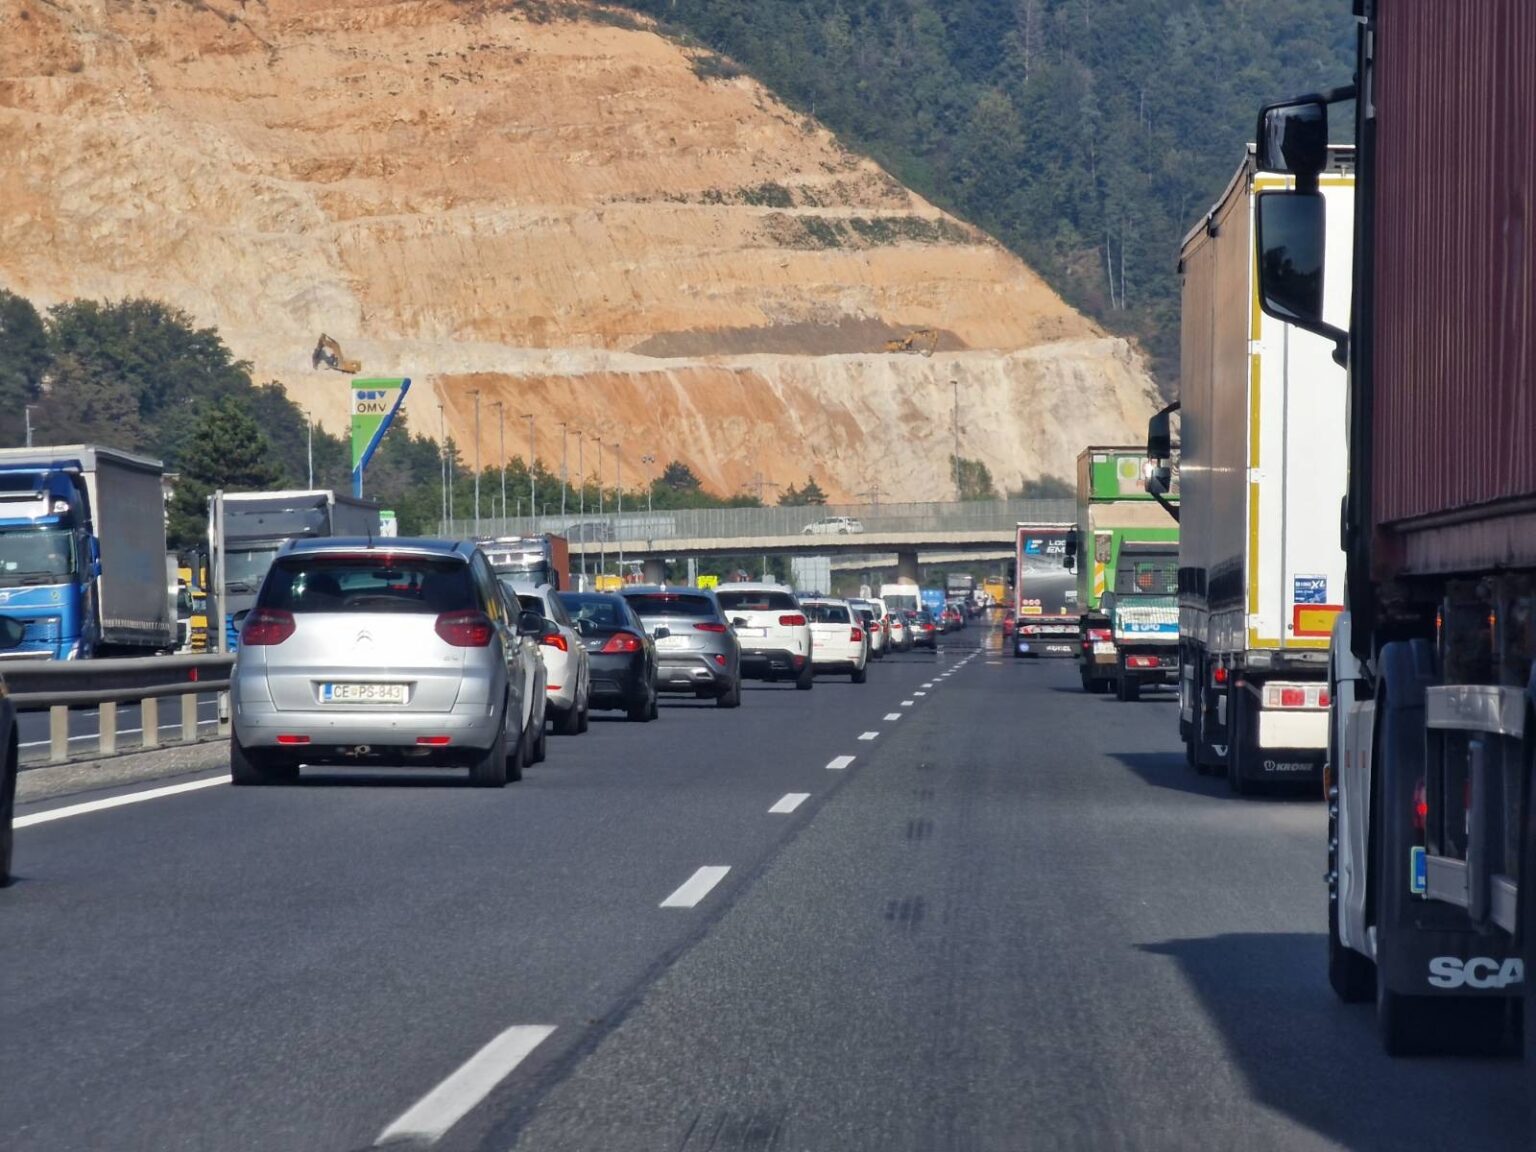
[449,498,1072,583]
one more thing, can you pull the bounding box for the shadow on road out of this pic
[1110,750,1320,801]
[1139,933,1529,1150]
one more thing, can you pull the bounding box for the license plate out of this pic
[656,635,688,650]
[735,627,767,638]
[322,682,407,704]
[1093,642,1117,656]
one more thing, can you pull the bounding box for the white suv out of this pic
[801,516,864,535]
[715,583,814,690]
[503,581,591,736]
[801,598,869,682]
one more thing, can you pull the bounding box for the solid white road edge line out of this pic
[769,792,810,814]
[858,731,879,741]
[15,776,228,828]
[375,1024,556,1145]
[660,866,731,908]
[826,755,856,771]
[884,713,902,721]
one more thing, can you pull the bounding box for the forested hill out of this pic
[620,0,1354,385]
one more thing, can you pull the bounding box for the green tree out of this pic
[1010,472,1074,499]
[952,456,997,501]
[168,398,284,547]
[0,290,48,446]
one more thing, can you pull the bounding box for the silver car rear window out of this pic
[624,593,717,618]
[259,555,474,614]
[716,591,798,612]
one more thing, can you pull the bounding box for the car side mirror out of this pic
[653,625,671,640]
[517,609,545,636]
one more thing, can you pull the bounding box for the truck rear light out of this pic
[1319,688,1331,707]
[1213,665,1228,685]
[1087,628,1112,642]
[1126,655,1159,669]
[779,614,807,627]
[693,622,728,633]
[242,609,295,646]
[1412,777,1428,834]
[275,734,310,746]
[435,610,494,647]
[600,632,642,653]
[850,627,864,642]
[1262,684,1309,708]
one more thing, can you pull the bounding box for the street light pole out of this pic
[559,423,569,522]
[577,433,586,584]
[306,411,314,488]
[615,445,623,580]
[438,403,447,534]
[492,400,505,532]
[470,389,482,528]
[641,453,655,515]
[951,378,960,500]
[522,413,535,532]
[594,436,605,578]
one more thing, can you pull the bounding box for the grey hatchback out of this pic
[620,586,742,707]
[230,538,545,787]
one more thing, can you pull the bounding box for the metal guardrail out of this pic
[443,497,1074,546]
[5,654,234,764]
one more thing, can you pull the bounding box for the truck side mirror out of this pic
[1062,536,1078,571]
[1256,190,1326,325]
[87,536,101,578]
[1256,97,1329,183]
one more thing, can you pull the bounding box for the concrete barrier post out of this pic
[181,692,198,743]
[100,701,118,757]
[141,697,160,749]
[50,704,68,763]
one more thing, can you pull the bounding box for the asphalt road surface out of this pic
[2,629,1528,1151]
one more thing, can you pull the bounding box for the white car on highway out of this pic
[801,598,869,682]
[801,516,864,535]
[504,581,591,736]
[848,596,888,658]
[714,582,814,689]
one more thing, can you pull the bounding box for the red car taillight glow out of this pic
[694,622,728,633]
[540,633,569,652]
[601,632,642,653]
[435,610,494,647]
[242,608,295,646]
[779,614,807,627]
[851,627,864,642]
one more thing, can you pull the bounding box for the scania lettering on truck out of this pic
[1066,448,1177,697]
[1254,0,1533,1056]
[1012,525,1076,658]
[1149,147,1353,794]
[0,445,173,659]
[216,491,381,650]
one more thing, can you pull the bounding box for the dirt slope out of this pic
[0,0,1162,500]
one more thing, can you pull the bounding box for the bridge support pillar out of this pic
[642,557,667,585]
[895,549,920,584]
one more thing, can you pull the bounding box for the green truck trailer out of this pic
[1065,447,1179,700]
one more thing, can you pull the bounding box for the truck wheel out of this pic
[470,712,509,788]
[0,731,15,887]
[1116,672,1140,703]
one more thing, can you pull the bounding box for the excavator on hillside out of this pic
[882,328,940,356]
[312,333,361,374]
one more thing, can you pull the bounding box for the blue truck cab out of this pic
[0,446,171,661]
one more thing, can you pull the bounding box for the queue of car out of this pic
[220,537,965,789]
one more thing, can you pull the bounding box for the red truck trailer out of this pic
[1255,0,1534,1056]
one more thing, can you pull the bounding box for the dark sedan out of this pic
[558,592,658,721]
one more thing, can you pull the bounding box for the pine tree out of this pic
[168,398,284,547]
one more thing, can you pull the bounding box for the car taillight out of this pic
[435,610,494,647]
[694,622,728,633]
[851,627,863,642]
[1087,628,1112,642]
[601,632,642,653]
[779,614,806,626]
[540,632,568,652]
[242,608,295,646]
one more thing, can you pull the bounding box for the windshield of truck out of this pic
[225,548,280,593]
[1114,552,1178,597]
[0,527,76,584]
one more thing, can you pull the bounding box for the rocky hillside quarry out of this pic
[0,0,1162,501]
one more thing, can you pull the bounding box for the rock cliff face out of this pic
[0,0,1163,500]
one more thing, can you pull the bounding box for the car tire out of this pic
[230,737,296,786]
[627,691,650,722]
[852,663,867,684]
[531,714,548,764]
[795,659,814,691]
[648,688,659,721]
[470,713,509,788]
[554,701,582,737]
[716,678,742,708]
[0,731,16,887]
[504,705,525,783]
[578,699,590,733]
